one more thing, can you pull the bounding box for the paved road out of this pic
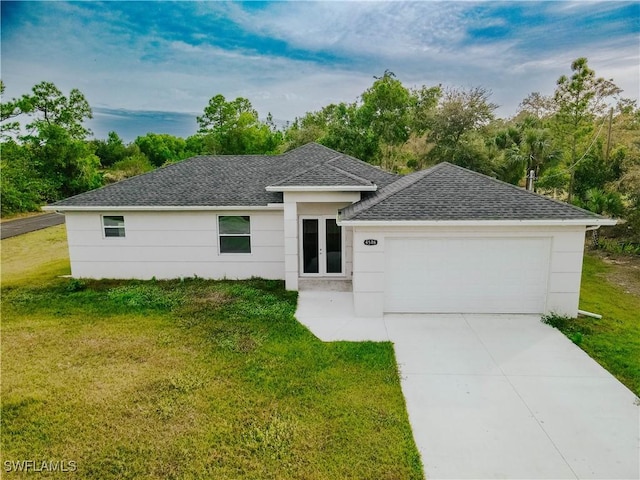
[1,213,65,240]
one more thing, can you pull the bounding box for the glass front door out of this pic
[325,218,342,274]
[302,218,319,274]
[300,216,343,276]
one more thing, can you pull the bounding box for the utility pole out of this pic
[605,107,614,162]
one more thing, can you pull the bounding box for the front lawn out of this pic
[550,251,640,396]
[1,226,423,479]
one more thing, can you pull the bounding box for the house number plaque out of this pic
[363,239,378,246]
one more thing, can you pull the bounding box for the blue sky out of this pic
[2,1,638,142]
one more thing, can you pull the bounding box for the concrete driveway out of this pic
[296,291,640,479]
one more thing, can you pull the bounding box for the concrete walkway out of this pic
[296,291,640,480]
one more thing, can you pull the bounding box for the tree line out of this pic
[1,58,638,248]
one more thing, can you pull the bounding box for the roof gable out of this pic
[268,159,376,190]
[340,162,604,222]
[273,144,398,189]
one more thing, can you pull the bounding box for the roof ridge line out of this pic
[334,149,394,173]
[326,158,374,185]
[267,161,326,186]
[195,153,282,159]
[345,162,445,214]
[50,154,202,205]
[268,153,377,187]
[441,162,602,218]
[280,142,336,158]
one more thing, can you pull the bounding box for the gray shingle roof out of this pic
[50,143,397,207]
[50,145,602,223]
[269,159,375,188]
[340,162,603,221]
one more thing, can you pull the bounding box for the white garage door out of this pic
[384,237,551,314]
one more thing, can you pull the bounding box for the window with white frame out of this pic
[103,215,125,237]
[218,216,251,254]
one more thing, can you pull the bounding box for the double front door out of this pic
[300,216,344,276]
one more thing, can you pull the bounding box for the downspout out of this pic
[578,309,602,319]
[586,225,601,249]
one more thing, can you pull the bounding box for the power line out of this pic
[540,115,608,180]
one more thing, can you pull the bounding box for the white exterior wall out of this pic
[65,210,285,280]
[351,225,586,317]
[283,202,298,290]
[282,191,360,290]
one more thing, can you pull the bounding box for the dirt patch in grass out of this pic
[192,290,233,307]
[586,249,640,297]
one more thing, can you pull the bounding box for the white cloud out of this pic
[223,1,470,59]
[2,1,637,135]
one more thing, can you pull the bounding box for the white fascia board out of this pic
[42,204,285,212]
[337,218,618,227]
[265,185,377,192]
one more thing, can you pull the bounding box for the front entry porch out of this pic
[283,193,358,292]
[298,278,352,291]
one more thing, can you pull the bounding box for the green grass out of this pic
[549,253,640,396]
[1,228,424,479]
[1,224,71,287]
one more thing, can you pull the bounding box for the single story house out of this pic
[44,143,615,317]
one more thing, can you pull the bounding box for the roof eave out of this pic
[266,185,377,192]
[337,218,618,227]
[42,204,285,212]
